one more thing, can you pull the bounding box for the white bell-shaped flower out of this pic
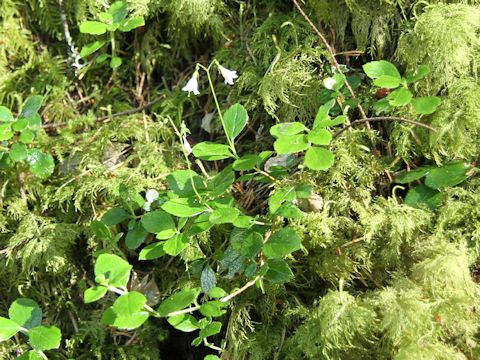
[218,64,238,85]
[182,71,200,95]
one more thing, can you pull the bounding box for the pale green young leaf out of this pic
[0,124,13,141]
[80,21,108,35]
[411,96,442,114]
[363,60,401,79]
[167,314,199,332]
[163,234,189,256]
[161,197,207,217]
[84,286,108,303]
[304,147,334,171]
[101,292,149,329]
[0,106,14,122]
[0,317,21,341]
[387,87,413,106]
[307,128,332,145]
[274,135,309,154]
[94,253,132,287]
[9,143,28,162]
[28,326,61,350]
[270,122,307,137]
[373,75,402,89]
[110,57,122,69]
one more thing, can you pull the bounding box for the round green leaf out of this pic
[0,106,14,122]
[94,253,132,287]
[274,135,309,155]
[158,288,200,317]
[126,221,148,250]
[405,65,430,83]
[163,234,189,256]
[363,60,401,79]
[264,259,294,284]
[9,143,28,162]
[208,287,227,298]
[209,208,240,224]
[102,208,129,226]
[373,75,402,89]
[80,21,108,35]
[139,242,166,260]
[110,56,123,69]
[387,87,413,107]
[8,298,42,329]
[270,122,308,137]
[12,118,28,132]
[263,227,301,259]
[16,350,43,360]
[84,286,108,304]
[411,96,442,115]
[161,197,207,217]
[19,129,35,144]
[199,301,227,317]
[140,210,175,238]
[233,154,261,171]
[192,142,233,161]
[167,314,199,332]
[304,147,334,171]
[0,124,13,141]
[0,317,21,341]
[101,292,149,330]
[199,321,222,338]
[307,128,332,145]
[26,149,54,179]
[28,325,61,350]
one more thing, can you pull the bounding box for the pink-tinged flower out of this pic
[218,64,238,85]
[182,135,192,155]
[182,71,200,95]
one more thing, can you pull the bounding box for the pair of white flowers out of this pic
[182,64,238,96]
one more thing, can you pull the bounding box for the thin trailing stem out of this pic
[333,116,437,138]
